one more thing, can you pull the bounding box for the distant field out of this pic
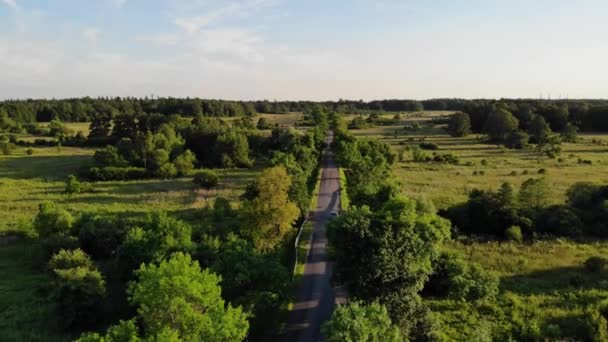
[0,145,259,233]
[349,112,608,208]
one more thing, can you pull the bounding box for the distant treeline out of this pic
[2,97,608,131]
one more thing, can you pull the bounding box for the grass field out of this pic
[347,112,608,339]
[349,112,608,209]
[429,239,608,339]
[0,143,261,340]
[0,145,259,234]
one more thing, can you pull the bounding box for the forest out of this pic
[1,98,608,341]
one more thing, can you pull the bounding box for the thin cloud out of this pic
[1,0,17,9]
[83,27,101,45]
[110,0,127,8]
[173,0,281,34]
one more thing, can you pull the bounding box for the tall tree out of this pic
[322,302,403,342]
[243,166,300,252]
[128,252,249,341]
[483,108,519,142]
[446,112,472,137]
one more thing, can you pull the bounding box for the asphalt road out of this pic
[283,131,342,342]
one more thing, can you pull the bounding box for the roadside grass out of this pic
[338,168,349,210]
[429,240,608,340]
[350,113,608,209]
[0,146,258,233]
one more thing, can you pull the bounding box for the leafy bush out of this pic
[75,214,129,259]
[505,225,523,242]
[419,142,439,150]
[193,169,220,190]
[425,251,499,302]
[173,149,197,175]
[34,202,74,239]
[584,256,608,273]
[322,301,403,342]
[48,249,106,328]
[85,166,151,181]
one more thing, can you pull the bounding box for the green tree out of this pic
[128,252,249,341]
[328,196,451,327]
[256,117,270,130]
[561,123,578,143]
[48,249,106,328]
[322,302,403,342]
[34,202,74,238]
[505,130,529,149]
[519,178,551,210]
[193,170,220,190]
[447,112,472,137]
[528,115,552,145]
[216,131,251,168]
[483,108,519,142]
[173,149,197,176]
[65,174,82,195]
[116,212,194,279]
[76,320,141,342]
[243,166,300,252]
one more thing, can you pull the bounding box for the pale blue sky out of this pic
[1,0,607,100]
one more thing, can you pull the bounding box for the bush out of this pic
[85,166,151,181]
[425,252,499,302]
[76,214,129,259]
[419,142,439,150]
[34,202,74,238]
[505,225,523,242]
[173,149,197,176]
[48,249,106,328]
[64,174,82,195]
[193,170,220,190]
[26,148,34,155]
[585,256,608,273]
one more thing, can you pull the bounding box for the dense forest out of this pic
[2,97,608,132]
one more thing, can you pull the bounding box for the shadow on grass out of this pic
[500,266,607,295]
[0,155,92,181]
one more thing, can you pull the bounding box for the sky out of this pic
[0,0,607,100]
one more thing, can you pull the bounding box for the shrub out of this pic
[585,256,608,273]
[48,249,106,328]
[64,174,82,195]
[1,142,13,155]
[538,168,547,174]
[446,112,472,137]
[26,148,34,155]
[419,142,439,150]
[193,170,220,190]
[34,202,74,239]
[76,214,129,259]
[505,225,523,242]
[157,162,177,178]
[173,149,197,176]
[425,252,499,302]
[85,166,151,181]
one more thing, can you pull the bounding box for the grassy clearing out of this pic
[430,240,608,339]
[350,112,608,209]
[0,145,259,233]
[0,241,72,342]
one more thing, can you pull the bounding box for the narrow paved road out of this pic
[283,131,341,342]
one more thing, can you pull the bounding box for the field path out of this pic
[283,130,343,342]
